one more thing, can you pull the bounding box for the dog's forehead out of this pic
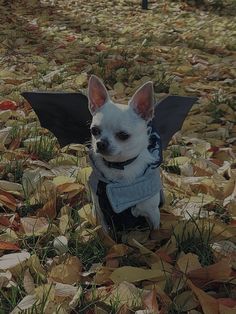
[92,101,139,129]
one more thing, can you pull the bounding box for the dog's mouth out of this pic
[94,144,136,163]
[96,147,114,156]
[96,151,119,160]
[101,151,137,164]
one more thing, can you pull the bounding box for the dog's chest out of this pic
[96,180,147,231]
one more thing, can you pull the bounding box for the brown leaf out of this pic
[0,190,19,210]
[0,241,20,251]
[143,289,160,313]
[37,198,57,219]
[218,298,236,309]
[21,217,49,236]
[57,182,84,194]
[219,304,236,314]
[188,259,232,287]
[49,256,82,284]
[188,279,219,314]
[106,244,130,259]
[93,266,113,285]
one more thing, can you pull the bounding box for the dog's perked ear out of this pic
[88,75,110,115]
[129,81,154,121]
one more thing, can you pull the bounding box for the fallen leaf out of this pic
[23,268,35,294]
[37,197,57,219]
[143,289,160,313]
[0,270,12,288]
[10,294,36,314]
[53,175,75,186]
[49,256,82,284]
[105,281,145,308]
[57,182,84,194]
[0,100,17,110]
[27,254,46,279]
[177,253,202,274]
[21,217,49,236]
[0,241,20,251]
[188,279,219,314]
[173,290,199,311]
[0,251,30,271]
[35,283,55,302]
[106,244,130,259]
[0,191,19,210]
[188,259,232,287]
[110,266,165,284]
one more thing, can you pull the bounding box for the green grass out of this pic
[26,135,58,162]
[1,158,26,183]
[0,276,26,313]
[209,91,235,122]
[68,235,107,271]
[173,216,215,266]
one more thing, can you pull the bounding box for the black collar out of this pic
[103,155,139,170]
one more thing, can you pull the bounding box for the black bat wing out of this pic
[22,92,91,147]
[153,95,198,149]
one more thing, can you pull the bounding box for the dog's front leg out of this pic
[131,193,161,229]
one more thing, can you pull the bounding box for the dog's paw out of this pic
[149,208,160,229]
[131,206,140,217]
[132,206,160,230]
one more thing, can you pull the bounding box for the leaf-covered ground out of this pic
[0,0,236,313]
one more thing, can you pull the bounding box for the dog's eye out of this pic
[91,126,101,136]
[116,131,130,141]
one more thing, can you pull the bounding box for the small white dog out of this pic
[87,75,163,234]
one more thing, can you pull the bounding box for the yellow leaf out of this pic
[177,253,202,274]
[75,73,87,86]
[27,254,46,279]
[78,203,96,225]
[0,110,11,122]
[57,182,84,194]
[110,266,164,284]
[35,284,55,302]
[78,167,92,186]
[53,175,75,186]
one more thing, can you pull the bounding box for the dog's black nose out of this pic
[97,139,109,153]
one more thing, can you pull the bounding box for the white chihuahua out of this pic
[87,75,163,234]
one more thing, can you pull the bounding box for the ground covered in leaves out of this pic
[0,0,236,313]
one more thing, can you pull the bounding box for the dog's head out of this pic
[88,75,154,162]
